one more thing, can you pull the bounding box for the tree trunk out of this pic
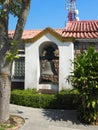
[0,64,11,123]
[0,0,31,123]
[0,13,9,122]
[0,72,11,122]
[0,43,11,123]
[13,0,30,43]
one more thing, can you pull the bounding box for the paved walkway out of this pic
[10,104,98,130]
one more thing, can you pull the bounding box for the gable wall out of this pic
[25,33,74,91]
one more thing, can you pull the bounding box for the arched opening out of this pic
[39,41,59,84]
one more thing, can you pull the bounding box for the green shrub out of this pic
[68,47,98,124]
[11,89,80,109]
[59,89,71,94]
[59,88,79,95]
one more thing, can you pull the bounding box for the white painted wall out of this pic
[59,42,74,90]
[25,33,74,91]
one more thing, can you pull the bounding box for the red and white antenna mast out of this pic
[66,0,79,22]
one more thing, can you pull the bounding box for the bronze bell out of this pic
[42,61,53,75]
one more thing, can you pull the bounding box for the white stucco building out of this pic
[10,20,98,93]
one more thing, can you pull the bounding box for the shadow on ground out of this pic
[42,109,83,125]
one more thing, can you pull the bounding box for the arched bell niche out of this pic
[39,41,59,84]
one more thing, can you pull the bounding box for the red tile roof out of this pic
[9,30,42,40]
[8,20,98,40]
[9,28,63,40]
[62,20,98,38]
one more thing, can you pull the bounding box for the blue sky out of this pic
[9,0,98,30]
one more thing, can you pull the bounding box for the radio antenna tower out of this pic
[66,0,79,22]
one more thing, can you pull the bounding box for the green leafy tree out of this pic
[69,47,98,124]
[0,0,31,123]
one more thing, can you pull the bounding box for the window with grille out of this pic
[12,56,25,81]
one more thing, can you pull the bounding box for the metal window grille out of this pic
[13,57,25,80]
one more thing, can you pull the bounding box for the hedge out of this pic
[11,89,80,109]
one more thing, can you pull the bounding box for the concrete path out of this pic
[10,104,98,130]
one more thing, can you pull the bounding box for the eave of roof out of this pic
[76,38,98,42]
